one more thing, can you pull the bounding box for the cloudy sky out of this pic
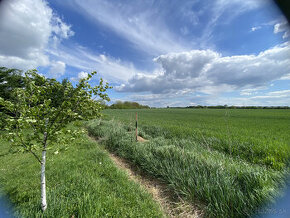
[0,0,289,107]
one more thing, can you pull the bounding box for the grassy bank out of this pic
[0,123,164,217]
[87,119,288,217]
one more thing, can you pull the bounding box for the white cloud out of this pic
[60,0,273,57]
[47,44,144,83]
[70,71,89,81]
[0,0,52,69]
[154,50,219,79]
[49,61,66,78]
[197,0,270,48]
[239,87,267,96]
[251,26,261,32]
[268,89,290,96]
[51,17,74,39]
[78,71,89,80]
[117,43,290,95]
[235,90,290,106]
[69,0,187,55]
[0,0,73,70]
[274,21,290,39]
[125,87,290,107]
[204,92,290,106]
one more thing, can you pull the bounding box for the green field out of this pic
[86,108,290,217]
[104,108,290,170]
[0,123,164,217]
[1,109,289,217]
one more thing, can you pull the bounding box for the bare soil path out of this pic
[89,135,203,218]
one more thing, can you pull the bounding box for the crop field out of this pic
[86,108,290,217]
[103,108,290,170]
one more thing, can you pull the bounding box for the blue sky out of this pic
[0,0,289,107]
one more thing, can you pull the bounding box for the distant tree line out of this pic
[109,101,150,109]
[185,105,290,109]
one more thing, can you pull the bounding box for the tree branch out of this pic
[14,110,41,164]
[16,129,42,164]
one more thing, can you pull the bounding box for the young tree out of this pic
[0,69,111,211]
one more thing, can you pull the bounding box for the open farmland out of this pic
[103,108,290,170]
[86,108,290,217]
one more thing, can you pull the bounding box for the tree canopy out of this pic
[0,67,24,102]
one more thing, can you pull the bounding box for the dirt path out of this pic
[137,135,148,142]
[89,135,202,217]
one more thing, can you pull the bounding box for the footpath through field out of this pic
[89,135,203,218]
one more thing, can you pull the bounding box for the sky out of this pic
[0,0,289,107]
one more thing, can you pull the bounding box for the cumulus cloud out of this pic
[274,21,290,39]
[0,0,73,70]
[117,43,290,95]
[154,50,219,79]
[49,61,66,78]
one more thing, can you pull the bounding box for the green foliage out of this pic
[0,67,24,102]
[110,101,150,109]
[0,67,24,129]
[0,68,111,211]
[87,119,288,218]
[0,124,163,217]
[0,69,111,156]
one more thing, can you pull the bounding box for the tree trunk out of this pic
[41,149,47,211]
[41,119,48,211]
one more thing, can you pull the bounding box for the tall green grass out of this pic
[103,109,290,170]
[87,119,288,218]
[0,123,164,217]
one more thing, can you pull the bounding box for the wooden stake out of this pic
[136,112,138,141]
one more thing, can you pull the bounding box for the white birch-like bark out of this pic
[41,149,47,211]
[41,119,48,211]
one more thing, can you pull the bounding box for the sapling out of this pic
[0,69,111,211]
